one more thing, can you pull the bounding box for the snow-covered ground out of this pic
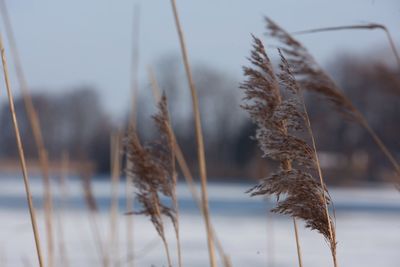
[1,175,400,266]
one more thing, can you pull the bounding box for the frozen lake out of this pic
[1,175,400,267]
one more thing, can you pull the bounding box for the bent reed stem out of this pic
[169,1,217,266]
[0,34,44,267]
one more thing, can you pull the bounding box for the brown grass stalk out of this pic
[169,1,217,266]
[292,23,400,70]
[0,2,55,266]
[301,98,337,266]
[55,201,69,267]
[124,139,135,267]
[126,6,140,266]
[154,194,173,267]
[292,218,303,267]
[129,4,141,130]
[80,170,109,267]
[57,152,70,267]
[148,67,233,267]
[0,33,44,267]
[155,94,183,267]
[109,133,122,267]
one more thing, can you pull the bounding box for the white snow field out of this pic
[1,175,400,267]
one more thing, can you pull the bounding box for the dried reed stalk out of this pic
[129,4,141,130]
[265,17,400,182]
[80,169,109,267]
[109,133,122,267]
[55,200,69,267]
[292,218,303,267]
[241,36,337,266]
[148,67,233,267]
[169,1,217,266]
[57,152,70,267]
[0,34,44,267]
[292,23,400,70]
[0,2,55,265]
[126,6,141,266]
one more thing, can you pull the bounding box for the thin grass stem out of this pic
[168,1,217,266]
[0,34,44,267]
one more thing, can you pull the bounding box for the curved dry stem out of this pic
[0,34,44,267]
[292,23,400,71]
[109,133,122,267]
[126,5,141,266]
[299,92,337,267]
[0,1,55,265]
[58,152,70,267]
[169,1,217,266]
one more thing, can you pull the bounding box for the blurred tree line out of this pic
[0,88,112,173]
[0,54,398,184]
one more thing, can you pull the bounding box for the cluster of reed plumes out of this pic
[241,35,337,266]
[238,16,400,267]
[0,0,399,264]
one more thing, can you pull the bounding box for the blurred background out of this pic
[1,0,400,183]
[0,0,399,267]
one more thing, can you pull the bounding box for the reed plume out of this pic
[148,67,233,267]
[126,94,180,267]
[241,36,337,266]
[264,17,400,181]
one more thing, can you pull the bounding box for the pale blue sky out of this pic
[1,0,399,119]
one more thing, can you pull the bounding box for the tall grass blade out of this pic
[109,133,122,267]
[126,5,141,266]
[0,2,55,265]
[168,1,217,266]
[80,169,109,267]
[0,33,44,267]
[57,152,70,267]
